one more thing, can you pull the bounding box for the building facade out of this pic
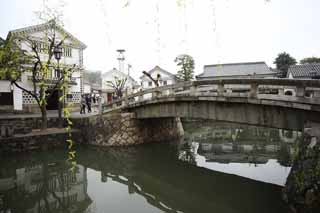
[196,62,275,80]
[3,20,87,112]
[101,68,139,103]
[140,66,176,89]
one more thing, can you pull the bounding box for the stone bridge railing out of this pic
[103,78,320,111]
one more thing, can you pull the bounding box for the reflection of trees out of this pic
[178,142,197,165]
[277,144,292,167]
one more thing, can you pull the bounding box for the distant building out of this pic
[196,61,276,80]
[101,68,139,103]
[140,65,177,89]
[287,63,320,79]
[0,20,86,112]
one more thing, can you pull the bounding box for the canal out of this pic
[0,121,300,212]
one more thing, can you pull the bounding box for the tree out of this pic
[174,54,195,81]
[83,70,102,85]
[1,19,75,129]
[0,37,30,81]
[142,71,161,87]
[273,52,297,78]
[300,57,320,64]
[106,76,127,98]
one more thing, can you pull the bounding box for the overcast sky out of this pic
[1,0,320,79]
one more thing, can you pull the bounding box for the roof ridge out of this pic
[204,61,266,67]
[8,20,87,49]
[290,63,320,67]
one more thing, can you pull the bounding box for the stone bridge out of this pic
[104,78,320,130]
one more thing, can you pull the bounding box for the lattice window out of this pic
[69,92,81,103]
[22,91,38,105]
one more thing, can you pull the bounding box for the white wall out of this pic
[0,80,11,92]
[13,85,22,110]
[84,83,91,94]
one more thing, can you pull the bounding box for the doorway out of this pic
[46,89,59,110]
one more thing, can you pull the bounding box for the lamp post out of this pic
[53,45,63,127]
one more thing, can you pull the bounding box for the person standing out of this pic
[80,95,86,114]
[86,94,92,113]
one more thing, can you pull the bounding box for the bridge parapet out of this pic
[103,78,320,111]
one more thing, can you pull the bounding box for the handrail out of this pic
[103,78,320,110]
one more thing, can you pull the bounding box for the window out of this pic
[148,82,152,87]
[63,47,72,57]
[36,42,48,53]
[163,80,167,85]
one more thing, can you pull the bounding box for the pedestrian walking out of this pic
[80,95,86,114]
[86,94,92,113]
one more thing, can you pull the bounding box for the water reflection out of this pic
[0,153,91,213]
[0,144,289,213]
[180,120,302,185]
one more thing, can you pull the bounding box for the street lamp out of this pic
[53,44,63,127]
[53,45,63,78]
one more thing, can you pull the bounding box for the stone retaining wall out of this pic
[0,117,62,138]
[72,113,184,146]
[283,122,320,212]
[0,130,78,154]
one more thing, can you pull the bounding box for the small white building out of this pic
[2,20,87,112]
[140,65,177,89]
[101,68,139,103]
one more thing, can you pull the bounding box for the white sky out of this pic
[1,0,320,80]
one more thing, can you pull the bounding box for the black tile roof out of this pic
[287,63,320,78]
[197,61,273,79]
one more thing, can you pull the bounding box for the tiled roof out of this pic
[197,62,273,78]
[7,20,87,49]
[287,63,320,78]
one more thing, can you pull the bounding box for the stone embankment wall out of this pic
[283,122,320,213]
[0,117,61,138]
[0,129,77,153]
[73,113,184,146]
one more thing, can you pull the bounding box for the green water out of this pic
[0,121,300,213]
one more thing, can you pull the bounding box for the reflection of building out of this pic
[182,121,301,165]
[0,163,91,213]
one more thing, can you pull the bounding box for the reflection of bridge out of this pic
[0,146,289,213]
[104,79,320,130]
[78,146,288,213]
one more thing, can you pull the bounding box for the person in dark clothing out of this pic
[86,94,92,113]
[80,95,86,114]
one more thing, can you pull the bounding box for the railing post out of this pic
[98,91,102,114]
[249,83,258,98]
[314,90,320,98]
[168,88,174,96]
[278,87,284,96]
[138,93,143,101]
[296,86,305,97]
[190,83,196,96]
[217,83,224,96]
[152,88,160,99]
